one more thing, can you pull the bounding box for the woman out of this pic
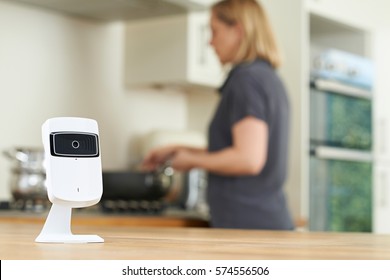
[142,0,294,230]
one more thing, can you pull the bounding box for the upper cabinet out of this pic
[125,11,224,89]
[10,0,223,89]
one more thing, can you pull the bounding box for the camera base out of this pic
[35,204,104,243]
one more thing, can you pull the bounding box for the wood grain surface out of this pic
[1,221,390,260]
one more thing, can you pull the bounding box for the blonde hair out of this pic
[212,0,281,68]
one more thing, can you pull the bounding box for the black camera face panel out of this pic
[50,132,99,157]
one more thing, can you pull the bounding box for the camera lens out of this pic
[72,140,80,149]
[50,132,99,157]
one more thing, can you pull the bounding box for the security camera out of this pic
[36,117,104,243]
[43,118,102,207]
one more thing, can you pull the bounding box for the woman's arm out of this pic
[171,116,268,176]
[141,144,206,171]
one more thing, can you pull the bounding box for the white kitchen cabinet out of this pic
[371,28,390,233]
[125,11,224,89]
[373,28,390,163]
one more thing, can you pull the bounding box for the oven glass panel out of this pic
[309,157,372,232]
[310,88,372,150]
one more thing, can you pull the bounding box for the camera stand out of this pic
[35,204,104,243]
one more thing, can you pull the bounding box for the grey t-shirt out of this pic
[207,59,294,230]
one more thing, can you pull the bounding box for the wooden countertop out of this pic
[1,221,390,259]
[0,211,209,228]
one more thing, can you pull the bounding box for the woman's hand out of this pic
[141,145,206,172]
[141,145,178,171]
[170,149,196,172]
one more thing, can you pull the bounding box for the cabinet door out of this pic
[125,11,223,89]
[373,29,390,234]
[187,11,224,87]
[374,164,390,233]
[373,28,390,162]
[125,15,188,86]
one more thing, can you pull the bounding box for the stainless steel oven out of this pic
[309,74,373,232]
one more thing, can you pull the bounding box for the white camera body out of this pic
[36,117,104,243]
[42,117,103,207]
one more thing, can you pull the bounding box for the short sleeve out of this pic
[227,72,269,127]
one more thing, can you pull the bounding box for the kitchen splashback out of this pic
[8,0,211,21]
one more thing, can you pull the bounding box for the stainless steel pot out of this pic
[2,147,47,202]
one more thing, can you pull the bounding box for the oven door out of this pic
[310,83,372,150]
[309,147,372,232]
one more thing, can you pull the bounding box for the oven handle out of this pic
[311,79,372,100]
[312,146,373,162]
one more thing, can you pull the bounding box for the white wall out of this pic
[187,90,219,135]
[0,1,190,200]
